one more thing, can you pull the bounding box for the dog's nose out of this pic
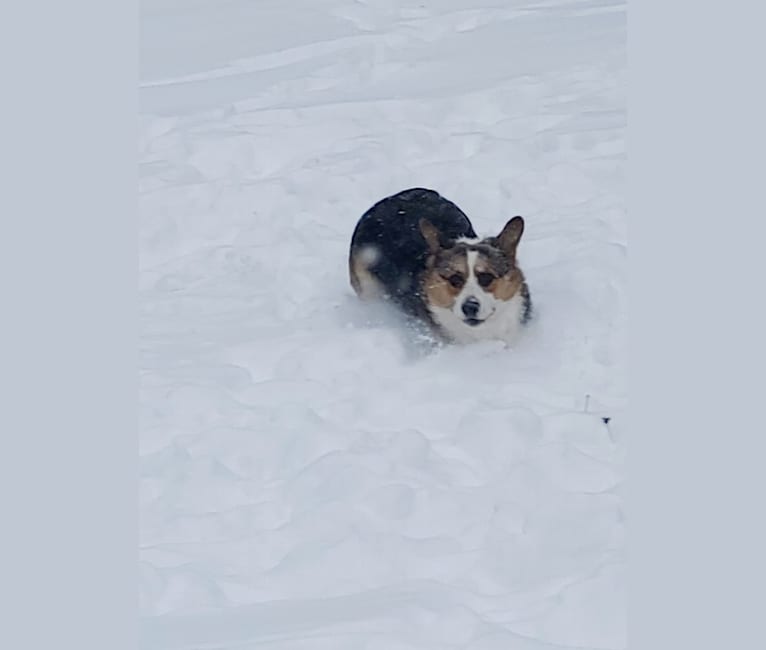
[461,297,480,318]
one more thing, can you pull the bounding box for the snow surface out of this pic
[140,1,626,648]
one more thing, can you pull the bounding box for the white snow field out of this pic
[140,1,626,648]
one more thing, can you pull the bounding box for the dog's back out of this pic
[349,188,476,317]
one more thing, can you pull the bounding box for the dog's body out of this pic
[349,188,532,344]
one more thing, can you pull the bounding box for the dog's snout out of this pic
[461,297,480,318]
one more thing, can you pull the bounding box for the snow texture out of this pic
[140,1,626,648]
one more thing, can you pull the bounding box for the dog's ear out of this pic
[496,216,525,257]
[419,218,443,254]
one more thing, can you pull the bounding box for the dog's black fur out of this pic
[349,188,477,321]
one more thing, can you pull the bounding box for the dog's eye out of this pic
[476,272,495,288]
[447,274,464,288]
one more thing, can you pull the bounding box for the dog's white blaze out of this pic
[458,250,492,319]
[456,236,481,245]
[428,249,526,345]
[463,250,482,305]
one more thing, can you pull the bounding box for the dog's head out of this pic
[420,216,527,338]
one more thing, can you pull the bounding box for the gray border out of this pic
[0,1,136,649]
[631,1,764,648]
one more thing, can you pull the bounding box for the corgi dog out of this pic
[349,187,532,345]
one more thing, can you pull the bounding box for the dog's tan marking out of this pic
[490,267,526,301]
[349,246,384,300]
[422,249,468,309]
[471,255,524,301]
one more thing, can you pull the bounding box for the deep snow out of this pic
[140,1,626,648]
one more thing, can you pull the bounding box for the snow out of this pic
[140,0,626,648]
